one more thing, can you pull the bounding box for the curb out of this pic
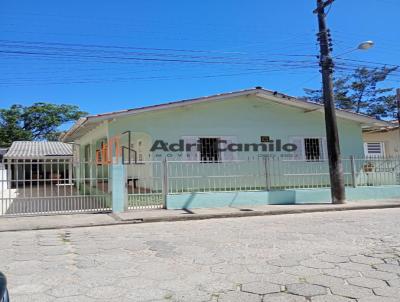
[1,202,399,233]
[135,203,400,223]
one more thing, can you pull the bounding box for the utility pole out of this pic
[315,0,346,204]
[397,88,400,147]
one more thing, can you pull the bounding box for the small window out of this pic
[304,138,321,161]
[364,142,384,157]
[84,144,91,162]
[199,138,220,162]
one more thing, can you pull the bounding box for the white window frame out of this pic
[289,136,327,161]
[364,142,385,157]
[181,135,238,162]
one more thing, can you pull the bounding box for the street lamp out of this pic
[334,41,374,58]
[357,41,374,50]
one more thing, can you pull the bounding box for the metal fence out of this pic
[0,159,111,216]
[352,157,400,186]
[1,156,399,216]
[167,160,266,193]
[166,156,400,193]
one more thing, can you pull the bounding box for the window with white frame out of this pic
[290,137,327,161]
[304,138,322,161]
[364,142,385,157]
[182,136,237,162]
[199,137,220,162]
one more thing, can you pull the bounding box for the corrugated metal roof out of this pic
[4,141,73,159]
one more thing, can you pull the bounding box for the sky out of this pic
[0,0,399,119]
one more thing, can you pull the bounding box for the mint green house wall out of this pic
[73,95,367,189]
[70,94,400,208]
[101,95,366,191]
[107,95,365,159]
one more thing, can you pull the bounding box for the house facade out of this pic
[0,88,397,215]
[63,88,387,164]
[363,123,400,157]
[57,88,400,210]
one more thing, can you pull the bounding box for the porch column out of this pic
[90,139,96,187]
[75,147,81,192]
[111,160,127,212]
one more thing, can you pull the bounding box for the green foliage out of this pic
[302,66,398,120]
[0,103,87,147]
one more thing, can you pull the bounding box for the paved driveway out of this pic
[1,185,109,215]
[1,209,400,301]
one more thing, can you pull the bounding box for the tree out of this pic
[0,103,87,147]
[0,105,32,147]
[302,66,398,120]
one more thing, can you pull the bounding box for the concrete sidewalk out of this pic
[1,199,400,232]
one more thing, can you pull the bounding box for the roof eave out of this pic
[254,91,390,127]
[61,117,88,142]
[62,88,391,141]
[62,89,258,141]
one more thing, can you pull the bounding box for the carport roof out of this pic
[4,141,73,159]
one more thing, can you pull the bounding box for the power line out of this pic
[0,39,317,60]
[336,57,399,68]
[0,66,319,86]
[0,40,320,72]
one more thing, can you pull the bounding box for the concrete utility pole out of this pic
[315,0,346,204]
[397,88,400,144]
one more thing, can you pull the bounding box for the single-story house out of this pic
[3,141,73,187]
[62,87,389,162]
[59,87,399,202]
[1,88,395,213]
[363,121,400,157]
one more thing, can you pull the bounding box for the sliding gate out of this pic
[0,159,111,216]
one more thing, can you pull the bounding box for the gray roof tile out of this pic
[4,141,73,159]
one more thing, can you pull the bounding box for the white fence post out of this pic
[350,155,357,188]
[162,158,169,209]
[263,157,271,191]
[7,161,11,190]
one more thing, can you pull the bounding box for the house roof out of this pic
[61,87,392,142]
[363,120,399,133]
[4,141,73,159]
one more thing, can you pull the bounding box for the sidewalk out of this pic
[1,199,400,232]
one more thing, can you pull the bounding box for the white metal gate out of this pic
[126,161,165,209]
[0,159,111,216]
